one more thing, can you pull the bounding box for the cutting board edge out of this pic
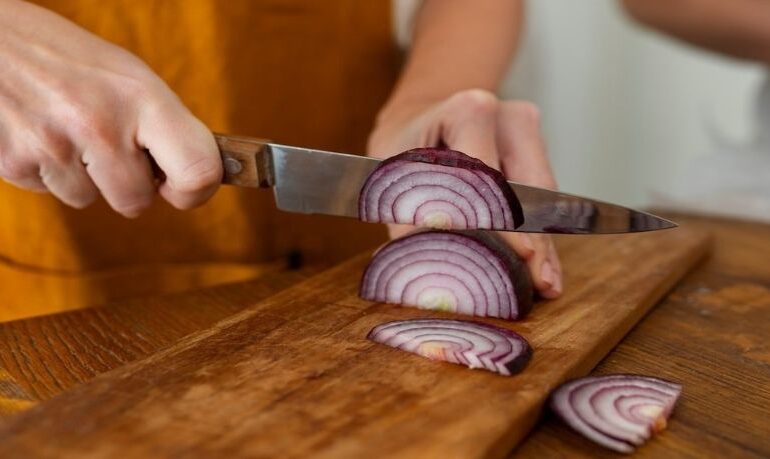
[496,228,713,458]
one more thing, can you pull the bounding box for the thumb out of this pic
[136,98,222,210]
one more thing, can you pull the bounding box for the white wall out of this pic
[502,0,768,209]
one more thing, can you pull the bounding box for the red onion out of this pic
[550,374,682,453]
[359,148,524,230]
[360,230,533,320]
[368,318,532,376]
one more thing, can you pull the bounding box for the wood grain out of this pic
[0,261,282,323]
[0,369,34,416]
[513,214,770,459]
[0,227,709,458]
[0,268,311,402]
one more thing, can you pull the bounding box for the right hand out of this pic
[0,0,222,217]
[368,90,563,299]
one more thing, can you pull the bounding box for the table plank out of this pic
[0,268,311,401]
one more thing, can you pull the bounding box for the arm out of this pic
[369,0,562,299]
[622,0,770,65]
[379,0,521,119]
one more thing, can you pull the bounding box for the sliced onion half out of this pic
[360,230,533,320]
[368,318,532,376]
[551,374,683,453]
[359,148,524,230]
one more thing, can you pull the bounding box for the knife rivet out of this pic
[224,157,243,175]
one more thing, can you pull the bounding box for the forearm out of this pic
[379,0,522,121]
[623,0,770,64]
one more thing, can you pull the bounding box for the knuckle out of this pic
[0,154,31,181]
[69,109,118,149]
[447,89,499,116]
[32,129,72,164]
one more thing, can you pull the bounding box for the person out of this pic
[622,0,770,64]
[0,0,562,321]
[623,0,770,221]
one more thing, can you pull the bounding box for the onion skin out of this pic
[359,148,524,230]
[550,374,682,454]
[367,318,532,376]
[360,230,533,320]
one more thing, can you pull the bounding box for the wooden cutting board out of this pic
[0,227,710,459]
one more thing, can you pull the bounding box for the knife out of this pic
[215,134,676,234]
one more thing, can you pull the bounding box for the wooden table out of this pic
[0,213,768,457]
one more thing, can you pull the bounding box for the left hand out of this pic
[367,89,563,299]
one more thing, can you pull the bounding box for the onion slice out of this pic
[359,148,524,230]
[368,318,532,376]
[359,230,533,320]
[550,374,682,453]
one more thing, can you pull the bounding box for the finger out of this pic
[496,101,562,298]
[440,89,501,167]
[0,139,47,192]
[0,162,47,192]
[496,101,556,188]
[440,92,546,273]
[39,158,98,208]
[81,143,156,218]
[499,232,558,297]
[533,235,561,299]
[501,232,535,261]
[544,239,563,298]
[136,99,221,210]
[2,176,48,192]
[438,92,551,287]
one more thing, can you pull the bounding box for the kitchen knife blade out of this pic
[215,135,676,234]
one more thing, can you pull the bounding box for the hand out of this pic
[367,89,563,299]
[0,0,222,217]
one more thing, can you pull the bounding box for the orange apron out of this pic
[0,0,399,321]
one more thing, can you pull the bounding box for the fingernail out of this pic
[551,270,563,295]
[540,261,554,287]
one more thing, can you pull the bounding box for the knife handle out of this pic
[215,134,273,188]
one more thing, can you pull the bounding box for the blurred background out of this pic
[398,0,770,219]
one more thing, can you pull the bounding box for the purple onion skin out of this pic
[462,230,534,319]
[503,343,533,375]
[359,148,524,229]
[360,229,534,320]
